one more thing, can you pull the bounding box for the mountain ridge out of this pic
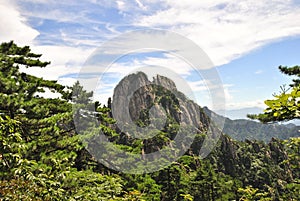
[99,72,299,199]
[203,106,300,142]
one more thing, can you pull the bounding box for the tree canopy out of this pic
[0,41,124,200]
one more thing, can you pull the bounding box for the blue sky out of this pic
[1,0,300,118]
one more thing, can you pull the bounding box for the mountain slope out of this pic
[104,72,299,199]
[203,107,300,142]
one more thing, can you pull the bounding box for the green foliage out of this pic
[281,137,300,200]
[0,41,69,120]
[283,137,300,171]
[0,116,25,177]
[248,65,300,123]
[279,65,300,87]
[238,185,271,201]
[1,41,299,201]
[0,41,125,200]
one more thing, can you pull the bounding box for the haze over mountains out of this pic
[216,107,300,126]
[204,107,300,142]
[216,107,264,120]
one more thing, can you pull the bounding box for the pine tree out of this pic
[279,65,300,87]
[0,41,70,119]
[0,41,125,200]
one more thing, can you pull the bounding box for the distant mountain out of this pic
[204,107,300,142]
[215,107,264,120]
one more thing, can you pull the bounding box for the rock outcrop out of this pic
[111,72,210,133]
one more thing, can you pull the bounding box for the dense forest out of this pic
[0,41,299,200]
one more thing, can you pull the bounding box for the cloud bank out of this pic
[134,0,300,66]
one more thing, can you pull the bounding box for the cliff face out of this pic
[112,72,210,133]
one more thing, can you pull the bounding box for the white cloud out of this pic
[223,84,233,101]
[255,70,263,74]
[192,82,233,110]
[0,1,94,86]
[57,77,77,87]
[10,0,300,70]
[135,0,147,10]
[201,98,266,112]
[92,0,160,12]
[0,1,93,99]
[20,45,94,82]
[33,45,94,67]
[116,1,126,11]
[225,100,266,110]
[134,0,300,66]
[141,54,193,76]
[0,0,39,45]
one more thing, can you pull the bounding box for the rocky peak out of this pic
[111,72,210,133]
[153,74,177,91]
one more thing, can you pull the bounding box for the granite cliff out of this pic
[112,72,210,134]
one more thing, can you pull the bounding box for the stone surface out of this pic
[111,72,210,132]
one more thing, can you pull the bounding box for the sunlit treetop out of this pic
[248,65,300,123]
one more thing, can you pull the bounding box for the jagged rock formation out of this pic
[112,72,210,133]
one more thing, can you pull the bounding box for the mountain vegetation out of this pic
[203,107,300,142]
[0,41,299,200]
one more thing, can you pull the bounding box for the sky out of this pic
[1,0,300,119]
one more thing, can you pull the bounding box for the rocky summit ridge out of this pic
[111,72,210,134]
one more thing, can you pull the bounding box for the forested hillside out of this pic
[203,107,300,142]
[0,42,299,200]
